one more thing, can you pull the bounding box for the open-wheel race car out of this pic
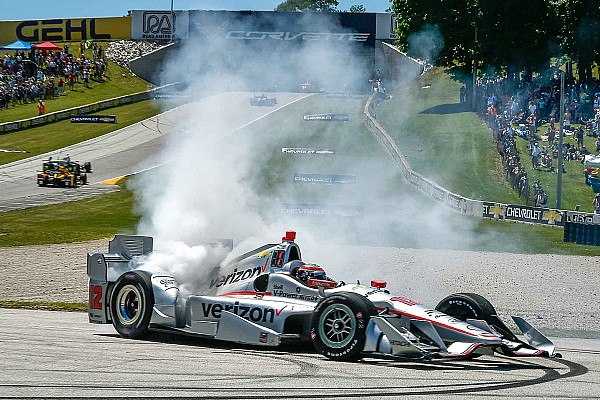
[37,156,92,188]
[87,231,560,361]
[250,94,277,106]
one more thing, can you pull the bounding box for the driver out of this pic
[295,264,328,287]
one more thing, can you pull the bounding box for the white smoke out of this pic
[129,12,372,284]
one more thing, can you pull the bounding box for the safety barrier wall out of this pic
[363,94,600,228]
[0,83,178,134]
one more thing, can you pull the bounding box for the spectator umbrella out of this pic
[34,41,62,51]
[0,40,33,50]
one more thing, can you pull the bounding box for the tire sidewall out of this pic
[110,271,154,339]
[437,297,482,320]
[310,292,374,361]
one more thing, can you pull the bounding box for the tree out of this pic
[349,5,366,12]
[555,0,600,82]
[392,0,557,81]
[275,0,339,12]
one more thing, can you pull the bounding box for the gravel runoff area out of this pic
[0,240,598,338]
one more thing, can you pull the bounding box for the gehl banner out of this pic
[0,17,131,43]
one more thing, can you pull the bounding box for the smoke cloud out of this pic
[407,24,445,63]
[128,12,375,286]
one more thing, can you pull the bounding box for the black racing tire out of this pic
[310,292,377,362]
[110,271,154,339]
[435,292,497,321]
[81,173,87,185]
[435,292,518,341]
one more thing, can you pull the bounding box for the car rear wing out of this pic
[87,235,154,282]
[87,235,153,324]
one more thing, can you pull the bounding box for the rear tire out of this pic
[110,271,154,339]
[310,292,376,361]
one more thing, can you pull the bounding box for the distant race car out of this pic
[250,94,277,106]
[87,231,560,361]
[37,156,92,188]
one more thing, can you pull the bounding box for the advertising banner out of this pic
[294,173,356,184]
[282,148,335,154]
[0,16,131,44]
[130,10,189,41]
[303,113,349,121]
[282,203,363,217]
[482,202,564,225]
[71,115,117,124]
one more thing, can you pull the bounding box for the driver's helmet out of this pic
[296,264,327,287]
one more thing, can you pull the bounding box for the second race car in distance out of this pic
[250,93,277,106]
[87,231,560,362]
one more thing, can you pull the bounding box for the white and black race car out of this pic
[87,231,559,361]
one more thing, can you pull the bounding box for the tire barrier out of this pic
[362,94,600,245]
[0,83,178,135]
[564,221,600,245]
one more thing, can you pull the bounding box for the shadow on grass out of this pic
[420,103,470,115]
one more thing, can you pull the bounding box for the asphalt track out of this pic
[0,92,311,212]
[0,309,598,399]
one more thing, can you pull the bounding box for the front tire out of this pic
[435,292,518,341]
[310,292,376,361]
[110,271,154,339]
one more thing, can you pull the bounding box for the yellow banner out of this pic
[0,16,131,44]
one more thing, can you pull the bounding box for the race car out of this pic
[37,156,92,188]
[250,94,277,106]
[87,231,559,361]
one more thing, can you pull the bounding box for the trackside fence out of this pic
[0,83,179,134]
[363,94,600,242]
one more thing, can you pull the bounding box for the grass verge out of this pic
[0,99,162,165]
[2,87,600,256]
[0,180,138,247]
[0,301,86,312]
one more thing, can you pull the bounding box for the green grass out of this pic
[376,68,600,213]
[0,47,154,123]
[0,99,162,165]
[0,180,138,247]
[377,68,523,205]
[1,79,599,255]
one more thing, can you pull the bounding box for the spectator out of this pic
[532,142,541,169]
[594,193,600,214]
[576,127,584,149]
[37,99,45,115]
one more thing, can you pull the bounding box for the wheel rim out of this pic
[115,284,144,326]
[318,303,356,348]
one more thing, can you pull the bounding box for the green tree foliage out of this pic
[392,0,600,83]
[349,5,367,12]
[555,0,600,82]
[275,0,339,12]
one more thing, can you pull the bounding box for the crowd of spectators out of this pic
[0,42,109,112]
[483,73,600,207]
[0,40,166,115]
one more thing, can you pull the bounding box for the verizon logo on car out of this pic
[226,31,370,42]
[209,264,267,288]
[201,301,286,323]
